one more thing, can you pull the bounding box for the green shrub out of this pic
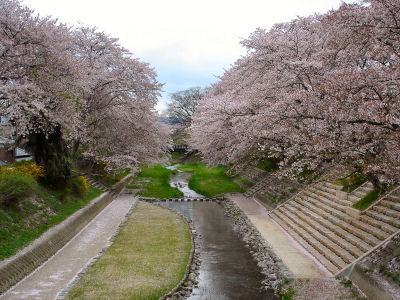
[1,161,45,179]
[68,176,88,196]
[0,173,38,206]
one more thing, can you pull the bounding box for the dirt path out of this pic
[226,193,330,279]
[0,194,137,300]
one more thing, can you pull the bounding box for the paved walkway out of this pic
[227,193,331,278]
[0,194,137,300]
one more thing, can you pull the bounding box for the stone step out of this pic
[285,203,363,259]
[294,198,371,252]
[314,184,338,197]
[380,200,400,212]
[302,194,352,223]
[359,214,399,235]
[270,212,340,274]
[304,193,388,240]
[324,182,342,191]
[350,219,388,240]
[298,195,381,246]
[353,190,368,198]
[308,193,351,213]
[303,190,348,213]
[314,184,353,206]
[366,209,400,227]
[271,210,346,271]
[373,205,400,218]
[388,194,400,203]
[279,207,356,264]
[348,195,360,203]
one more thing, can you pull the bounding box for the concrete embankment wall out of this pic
[348,232,400,300]
[0,174,132,295]
[349,264,397,300]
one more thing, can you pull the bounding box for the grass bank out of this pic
[0,185,103,259]
[67,201,191,300]
[128,164,183,198]
[178,163,244,197]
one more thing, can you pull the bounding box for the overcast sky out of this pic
[23,0,348,112]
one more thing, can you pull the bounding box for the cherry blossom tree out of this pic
[0,0,170,184]
[190,0,400,188]
[72,27,168,169]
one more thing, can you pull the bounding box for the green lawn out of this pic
[178,163,244,197]
[128,164,183,198]
[352,190,379,210]
[0,185,103,259]
[67,202,192,300]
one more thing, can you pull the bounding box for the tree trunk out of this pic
[366,172,382,194]
[25,126,71,187]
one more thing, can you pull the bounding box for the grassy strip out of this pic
[67,202,191,300]
[129,164,183,198]
[352,190,379,210]
[0,185,103,259]
[178,163,244,197]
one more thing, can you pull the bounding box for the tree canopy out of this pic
[189,0,400,185]
[0,0,170,182]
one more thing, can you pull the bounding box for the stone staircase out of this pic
[86,177,120,197]
[270,181,400,275]
[244,175,270,197]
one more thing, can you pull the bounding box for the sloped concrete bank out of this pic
[0,174,132,295]
[348,232,400,300]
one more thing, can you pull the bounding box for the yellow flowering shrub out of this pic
[1,161,45,179]
[68,176,89,196]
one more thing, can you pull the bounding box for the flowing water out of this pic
[166,165,204,198]
[156,166,278,299]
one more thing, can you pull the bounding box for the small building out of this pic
[0,137,32,165]
[16,147,32,162]
[0,136,16,164]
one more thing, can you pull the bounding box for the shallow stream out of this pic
[166,165,204,198]
[157,166,278,299]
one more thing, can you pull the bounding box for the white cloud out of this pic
[23,0,350,112]
[24,0,346,69]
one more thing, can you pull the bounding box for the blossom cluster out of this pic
[190,0,400,182]
[0,0,170,169]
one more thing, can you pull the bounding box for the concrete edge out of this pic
[348,263,397,300]
[339,231,400,300]
[0,173,132,295]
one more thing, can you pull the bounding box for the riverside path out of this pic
[0,194,137,300]
[226,193,331,278]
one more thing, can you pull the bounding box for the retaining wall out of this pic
[348,232,400,300]
[0,174,132,295]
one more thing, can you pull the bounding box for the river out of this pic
[156,166,278,299]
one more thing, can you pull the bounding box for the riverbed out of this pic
[156,166,278,299]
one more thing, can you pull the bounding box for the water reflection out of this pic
[156,201,278,300]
